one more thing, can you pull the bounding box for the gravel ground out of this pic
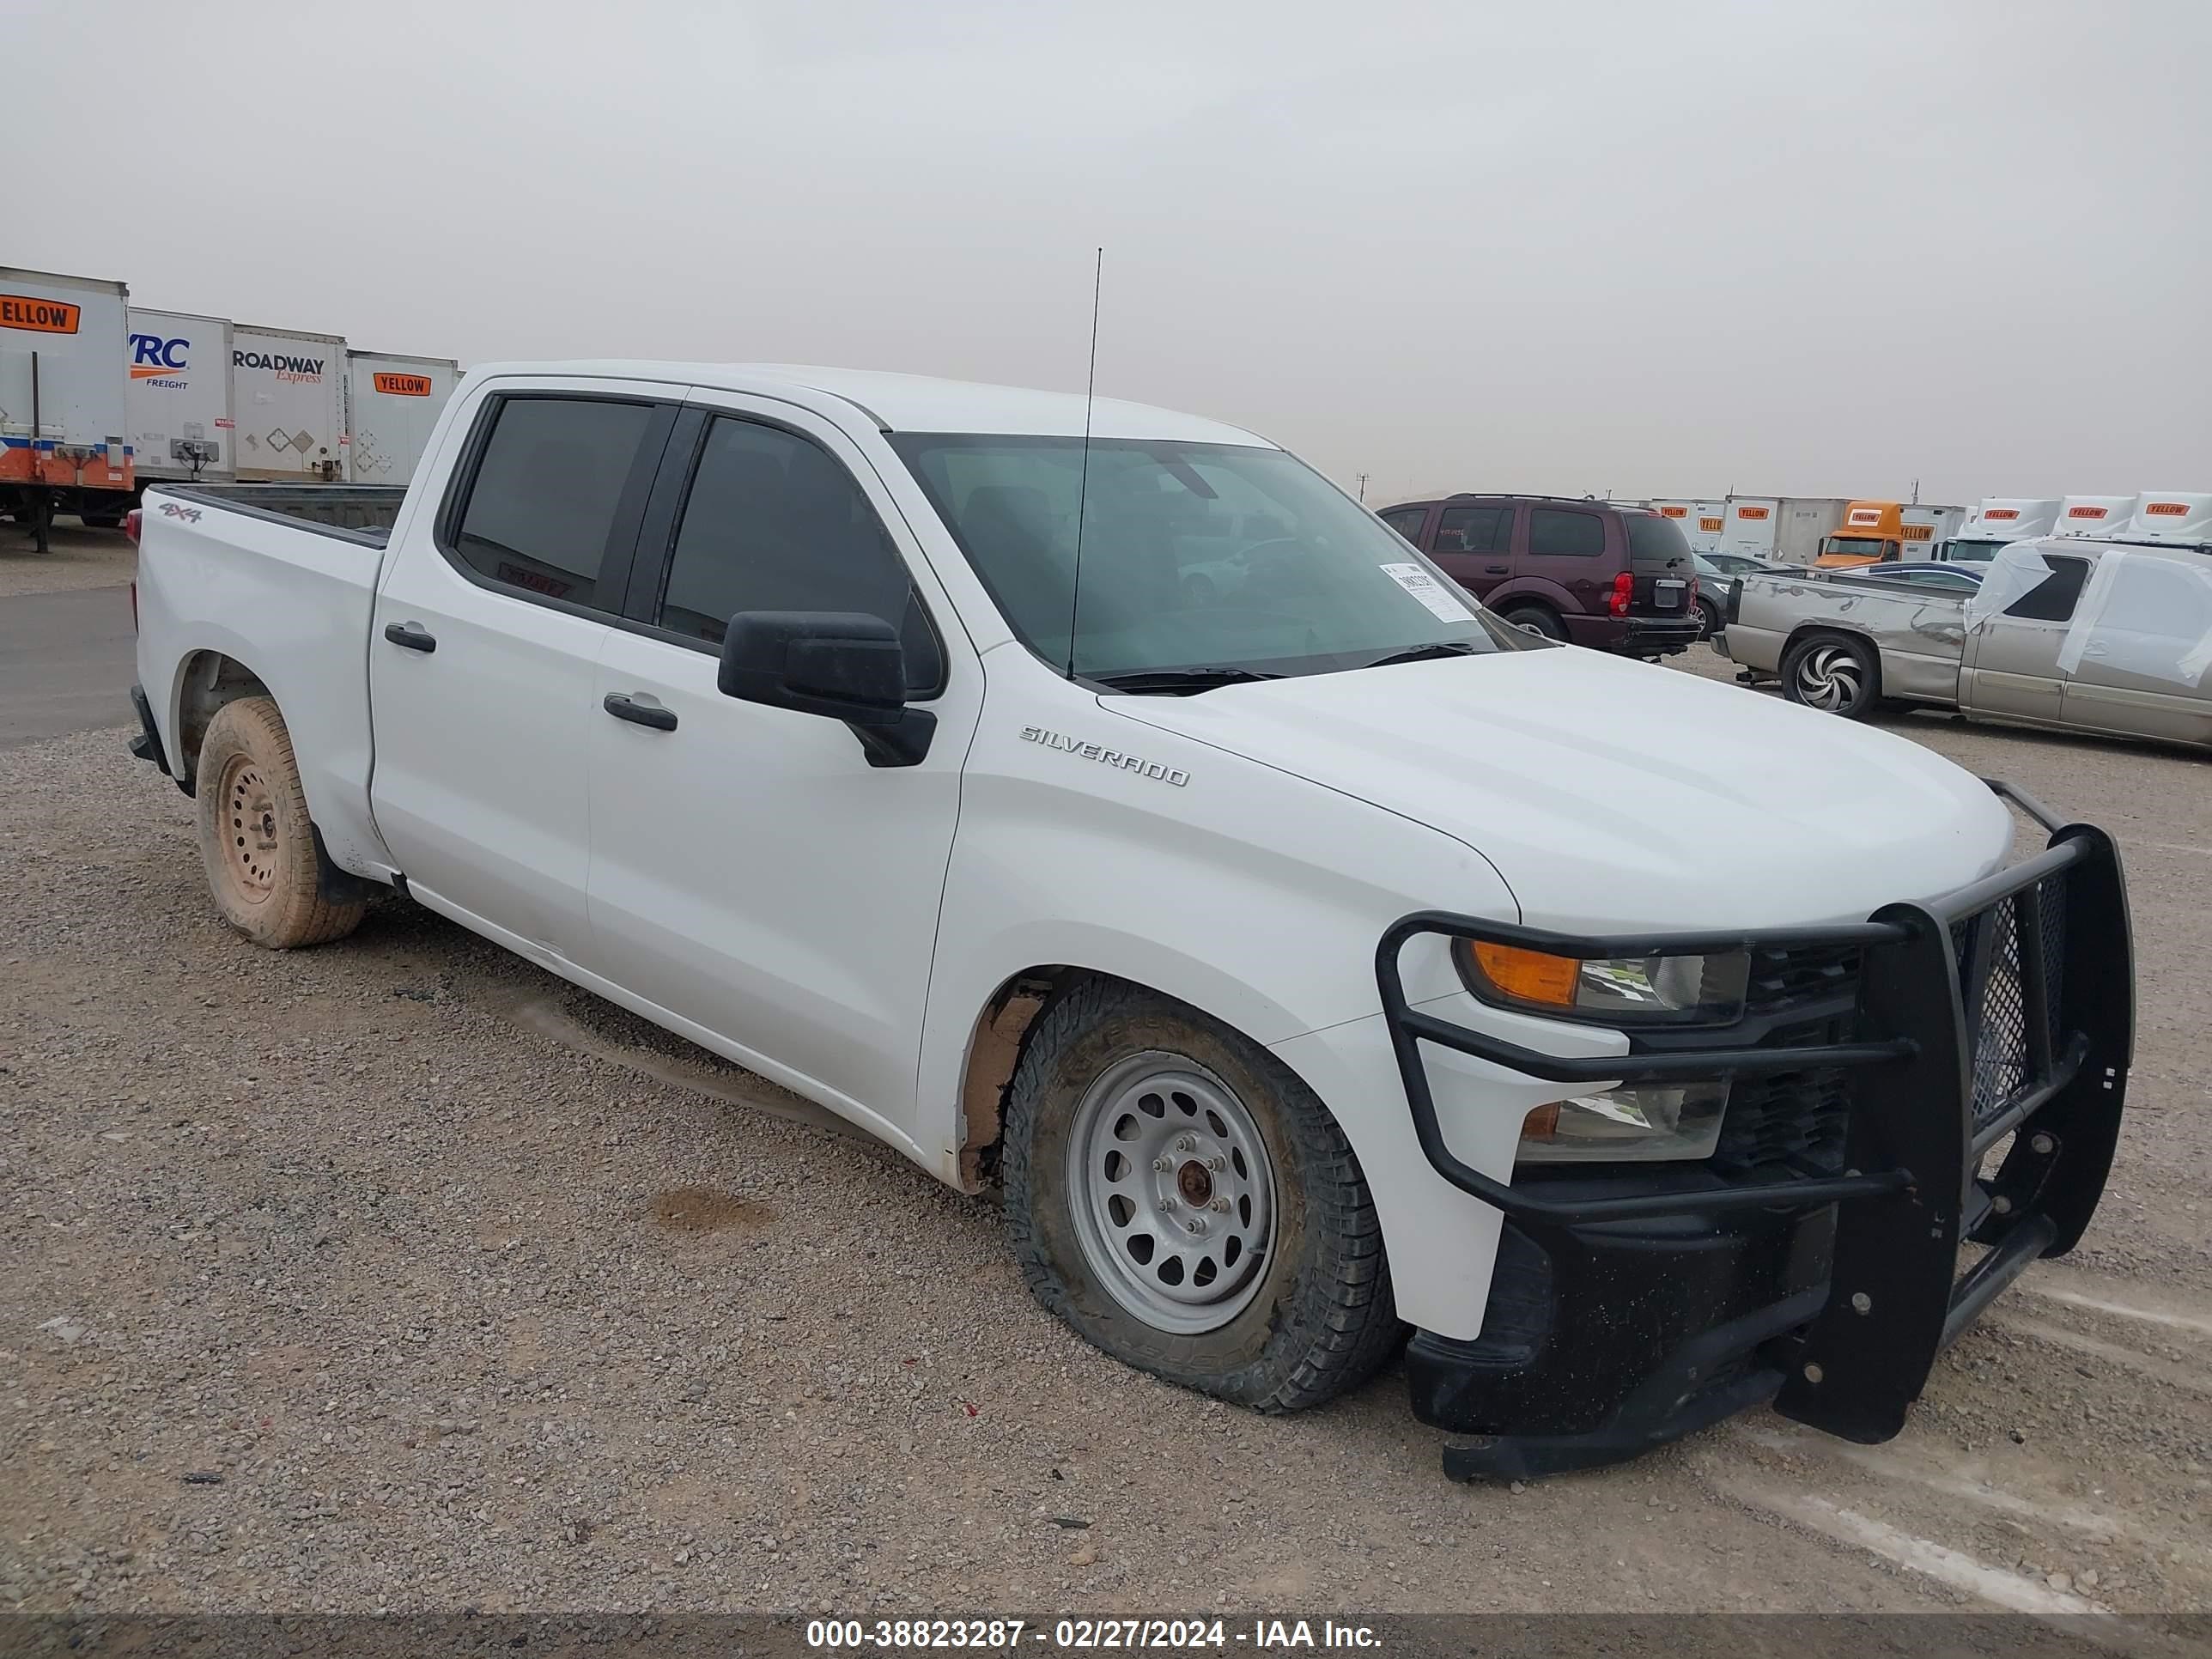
[0,525,136,599]
[3,651,2209,1620]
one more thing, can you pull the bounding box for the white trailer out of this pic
[1649,499,1729,555]
[1899,503,1966,560]
[2051,495,2137,539]
[1717,496,1850,566]
[343,350,459,485]
[127,307,234,485]
[231,325,347,482]
[1,267,133,539]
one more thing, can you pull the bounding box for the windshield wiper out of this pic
[1091,666,1284,696]
[1357,641,1486,670]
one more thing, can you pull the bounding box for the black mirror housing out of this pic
[719,611,908,728]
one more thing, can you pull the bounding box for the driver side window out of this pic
[654,416,942,692]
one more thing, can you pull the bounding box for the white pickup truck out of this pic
[128,362,2133,1479]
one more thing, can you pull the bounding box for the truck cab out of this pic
[1814,500,1905,568]
[1940,498,2061,565]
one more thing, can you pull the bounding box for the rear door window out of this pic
[1379,506,1429,545]
[1436,504,1512,555]
[1528,508,1605,557]
[2004,556,2090,622]
[445,395,661,612]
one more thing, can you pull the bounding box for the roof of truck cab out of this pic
[459,361,1273,446]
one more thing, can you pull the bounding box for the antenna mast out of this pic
[1065,247,1103,682]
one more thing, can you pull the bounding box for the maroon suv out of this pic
[1379,494,1702,657]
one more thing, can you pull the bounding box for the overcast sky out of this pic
[13,0,2208,506]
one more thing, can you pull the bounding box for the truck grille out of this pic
[1708,871,2071,1179]
[1951,871,2068,1129]
[1708,941,1863,1179]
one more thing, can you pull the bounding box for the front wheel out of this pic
[1003,980,1403,1411]
[1781,633,1880,719]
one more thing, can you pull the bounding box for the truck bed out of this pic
[151,483,408,544]
[1723,569,1967,705]
[135,482,404,878]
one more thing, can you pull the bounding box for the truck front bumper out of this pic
[1377,780,2132,1480]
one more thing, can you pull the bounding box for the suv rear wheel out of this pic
[1003,979,1403,1411]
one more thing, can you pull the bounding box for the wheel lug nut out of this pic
[1175,1135,1196,1152]
[1184,1218,1206,1235]
[1158,1198,1176,1212]
[1210,1197,1230,1213]
[1206,1155,1225,1171]
[1152,1156,1173,1172]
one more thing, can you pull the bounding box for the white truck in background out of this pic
[231,324,348,482]
[1937,498,2060,563]
[128,307,234,487]
[2,265,135,544]
[122,358,2135,1483]
[2051,495,2138,541]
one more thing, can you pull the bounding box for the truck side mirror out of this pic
[717,611,936,767]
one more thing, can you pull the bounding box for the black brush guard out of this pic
[1377,781,2132,1476]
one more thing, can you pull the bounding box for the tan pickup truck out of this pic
[1718,539,2212,751]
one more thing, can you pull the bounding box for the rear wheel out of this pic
[1500,605,1566,641]
[1781,633,1880,719]
[1693,596,1723,640]
[195,696,369,948]
[1004,980,1402,1411]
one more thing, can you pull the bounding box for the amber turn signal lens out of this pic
[1468,941,1582,1008]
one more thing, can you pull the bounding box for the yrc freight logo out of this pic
[130,332,193,387]
[234,349,325,384]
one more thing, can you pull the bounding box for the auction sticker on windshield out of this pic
[1379,562,1475,623]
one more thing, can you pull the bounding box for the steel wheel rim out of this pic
[1794,644,1863,711]
[1065,1050,1277,1334]
[221,755,281,902]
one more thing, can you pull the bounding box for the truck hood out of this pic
[1103,648,2014,933]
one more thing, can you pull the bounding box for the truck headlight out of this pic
[1516,1080,1730,1163]
[1458,941,1751,1024]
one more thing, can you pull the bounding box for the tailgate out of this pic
[1623,511,1695,617]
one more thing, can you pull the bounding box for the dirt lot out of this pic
[0,523,139,599]
[3,650,2208,1622]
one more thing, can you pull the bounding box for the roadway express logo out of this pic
[1,294,82,333]
[372,372,433,397]
[234,349,325,384]
[130,332,193,385]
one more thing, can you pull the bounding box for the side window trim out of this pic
[625,407,951,698]
[430,388,680,624]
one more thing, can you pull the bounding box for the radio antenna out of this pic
[1064,247,1103,681]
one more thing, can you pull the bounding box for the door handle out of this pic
[1485,563,1510,574]
[603,693,678,732]
[383,621,437,653]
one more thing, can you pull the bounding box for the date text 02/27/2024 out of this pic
[805,1620,1382,1651]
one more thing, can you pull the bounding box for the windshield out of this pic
[889,434,1527,682]
[1945,538,2006,563]
[1821,536,1887,559]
